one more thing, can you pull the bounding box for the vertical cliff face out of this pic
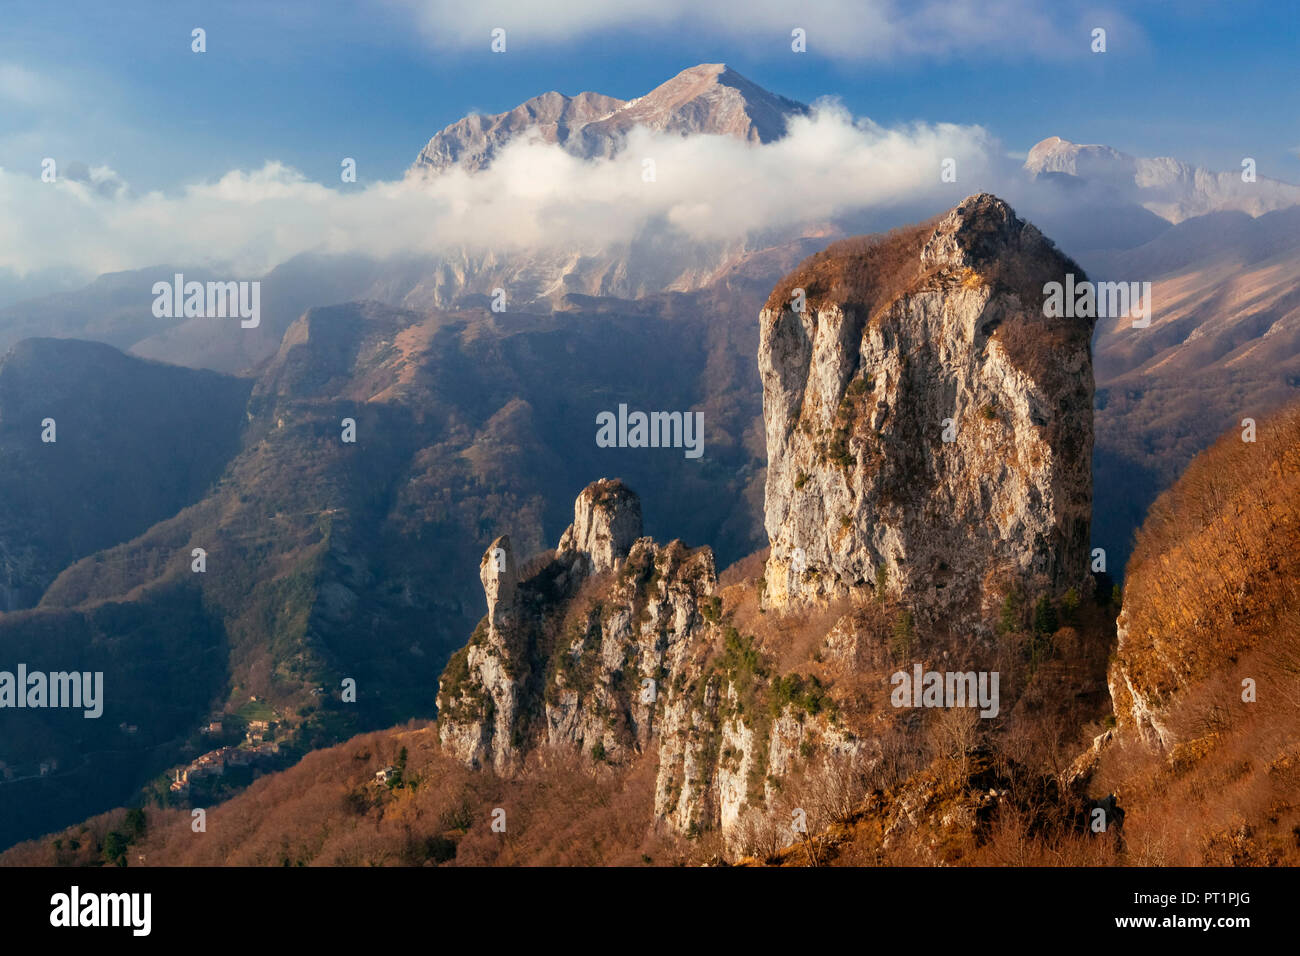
[759,194,1095,626]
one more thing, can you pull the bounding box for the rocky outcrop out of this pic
[1106,617,1177,750]
[759,194,1095,628]
[480,534,517,630]
[412,90,626,174]
[556,478,643,574]
[437,479,861,841]
[438,479,712,775]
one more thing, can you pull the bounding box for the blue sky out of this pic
[2,0,1297,191]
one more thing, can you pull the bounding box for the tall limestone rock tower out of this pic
[759,193,1095,627]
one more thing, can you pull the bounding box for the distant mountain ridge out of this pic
[410,63,809,175]
[10,72,1300,380]
[1025,135,1300,223]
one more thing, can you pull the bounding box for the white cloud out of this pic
[0,105,1007,280]
[386,0,1133,60]
[0,63,46,105]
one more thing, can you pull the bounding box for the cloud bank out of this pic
[0,103,1007,285]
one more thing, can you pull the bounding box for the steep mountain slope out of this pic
[0,339,249,848]
[39,297,765,710]
[1109,403,1300,749]
[0,583,226,853]
[412,90,626,173]
[411,63,807,175]
[1083,402,1300,865]
[1089,206,1300,382]
[0,338,250,609]
[1085,205,1300,576]
[0,723,674,867]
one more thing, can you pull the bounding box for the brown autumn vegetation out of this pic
[1089,400,1300,865]
[714,576,1121,866]
[712,408,1300,868]
[764,220,937,317]
[1117,403,1300,707]
[799,401,1300,867]
[2,722,678,867]
[794,403,1300,867]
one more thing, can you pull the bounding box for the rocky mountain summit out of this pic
[411,63,808,175]
[760,194,1095,627]
[411,90,625,174]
